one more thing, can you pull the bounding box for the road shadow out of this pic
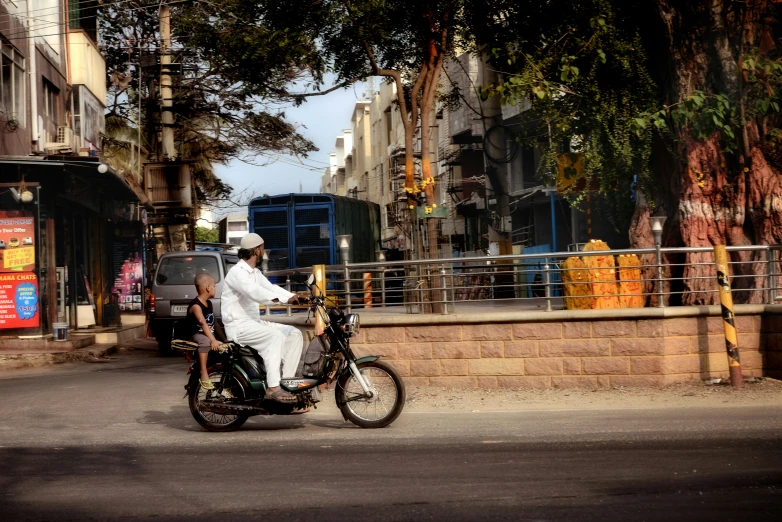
[137,405,355,432]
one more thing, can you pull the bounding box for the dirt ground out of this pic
[402,378,782,412]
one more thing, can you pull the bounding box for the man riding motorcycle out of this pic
[220,233,306,403]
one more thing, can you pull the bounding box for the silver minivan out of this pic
[149,251,239,353]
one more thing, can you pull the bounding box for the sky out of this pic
[213,79,369,200]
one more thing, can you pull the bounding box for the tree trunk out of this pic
[630,0,782,305]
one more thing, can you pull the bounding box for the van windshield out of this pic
[155,256,220,286]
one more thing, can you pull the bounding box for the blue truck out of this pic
[248,193,381,271]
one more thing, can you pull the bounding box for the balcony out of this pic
[69,31,106,104]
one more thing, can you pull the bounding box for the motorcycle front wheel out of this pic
[188,370,248,432]
[335,360,405,428]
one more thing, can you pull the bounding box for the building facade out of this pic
[218,213,249,246]
[321,80,452,258]
[0,1,147,339]
[328,57,634,260]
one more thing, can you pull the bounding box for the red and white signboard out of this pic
[0,210,36,273]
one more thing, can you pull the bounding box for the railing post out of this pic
[655,244,665,308]
[440,266,449,315]
[767,247,776,304]
[544,264,552,312]
[344,265,352,313]
[285,275,292,317]
[380,269,387,308]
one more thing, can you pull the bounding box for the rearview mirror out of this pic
[290,271,308,284]
[307,274,315,285]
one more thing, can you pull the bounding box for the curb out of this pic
[0,343,119,372]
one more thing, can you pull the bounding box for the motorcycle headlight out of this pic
[343,314,360,336]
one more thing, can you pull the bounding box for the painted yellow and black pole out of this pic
[312,264,326,335]
[713,245,743,387]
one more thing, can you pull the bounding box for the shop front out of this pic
[0,157,149,341]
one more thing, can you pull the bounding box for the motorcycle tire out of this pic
[336,360,405,429]
[188,370,249,432]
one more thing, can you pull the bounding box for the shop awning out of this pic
[0,156,153,210]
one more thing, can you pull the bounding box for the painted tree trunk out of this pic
[630,0,782,305]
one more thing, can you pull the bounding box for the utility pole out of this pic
[159,3,176,161]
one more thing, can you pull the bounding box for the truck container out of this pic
[248,193,380,271]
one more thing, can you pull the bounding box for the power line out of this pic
[0,0,191,42]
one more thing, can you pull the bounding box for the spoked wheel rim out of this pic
[195,371,243,426]
[341,366,399,422]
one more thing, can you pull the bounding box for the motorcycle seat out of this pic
[236,346,256,357]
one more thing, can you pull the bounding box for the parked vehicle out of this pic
[178,272,405,431]
[148,250,239,354]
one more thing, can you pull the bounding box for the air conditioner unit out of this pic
[44,127,75,154]
[57,126,74,146]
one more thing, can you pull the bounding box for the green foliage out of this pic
[195,227,220,244]
[469,0,658,223]
[99,0,317,203]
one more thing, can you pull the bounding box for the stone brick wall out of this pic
[350,314,782,388]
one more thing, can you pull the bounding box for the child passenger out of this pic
[187,273,227,389]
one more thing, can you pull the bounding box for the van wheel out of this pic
[155,332,173,356]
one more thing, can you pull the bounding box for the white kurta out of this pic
[221,260,302,388]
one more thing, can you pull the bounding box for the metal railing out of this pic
[263,245,782,315]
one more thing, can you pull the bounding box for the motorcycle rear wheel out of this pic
[336,360,405,428]
[188,370,249,432]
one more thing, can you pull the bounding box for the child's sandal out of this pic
[199,379,215,390]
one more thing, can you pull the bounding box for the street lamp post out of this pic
[649,216,667,308]
[337,235,352,312]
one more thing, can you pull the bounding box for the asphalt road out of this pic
[0,350,780,521]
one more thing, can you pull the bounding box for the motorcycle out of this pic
[176,272,405,432]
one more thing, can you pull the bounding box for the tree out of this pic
[187,1,467,259]
[99,0,318,205]
[470,0,782,304]
[195,226,220,243]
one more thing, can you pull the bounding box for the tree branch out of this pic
[281,77,364,99]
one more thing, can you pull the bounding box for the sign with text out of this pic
[0,272,40,329]
[111,224,144,313]
[0,210,36,272]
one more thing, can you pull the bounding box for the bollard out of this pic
[713,245,743,387]
[312,264,326,334]
[363,273,373,308]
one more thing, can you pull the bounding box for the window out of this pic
[0,42,25,126]
[227,221,247,232]
[155,256,220,286]
[69,0,98,43]
[223,255,239,272]
[228,237,241,246]
[43,79,59,121]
